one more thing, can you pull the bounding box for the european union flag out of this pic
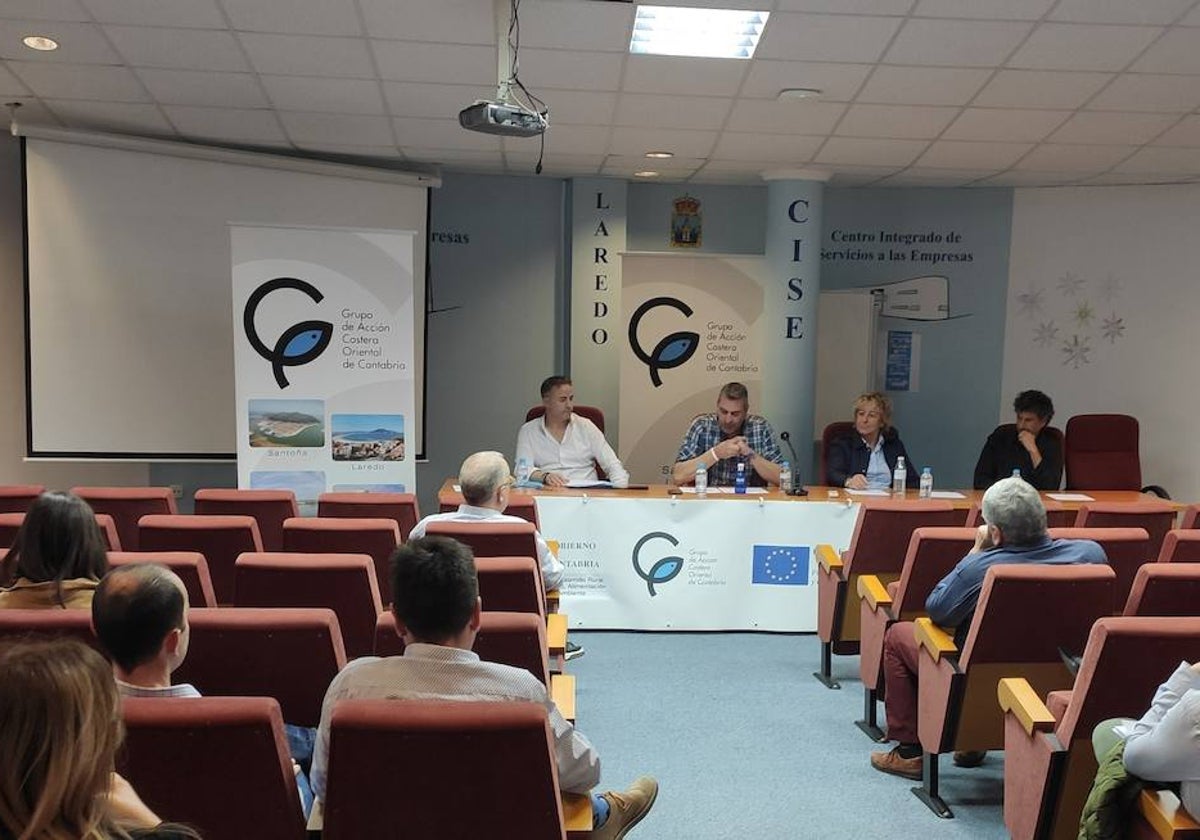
[751,544,810,586]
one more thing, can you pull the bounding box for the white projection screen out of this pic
[23,133,432,459]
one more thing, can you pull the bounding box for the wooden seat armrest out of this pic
[545,588,561,614]
[551,673,576,723]
[817,544,843,573]
[857,574,892,611]
[563,792,594,836]
[547,613,568,656]
[914,617,958,663]
[997,677,1057,736]
[1139,789,1200,839]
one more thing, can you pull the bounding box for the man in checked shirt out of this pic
[671,381,784,488]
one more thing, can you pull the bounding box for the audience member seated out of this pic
[0,636,199,839]
[310,536,658,839]
[871,476,1107,780]
[517,375,629,488]
[671,381,784,488]
[92,563,315,816]
[825,391,918,490]
[0,490,108,609]
[973,389,1063,489]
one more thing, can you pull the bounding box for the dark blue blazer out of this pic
[825,427,919,488]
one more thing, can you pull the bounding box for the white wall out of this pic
[1003,183,1200,502]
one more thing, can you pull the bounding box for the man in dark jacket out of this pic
[973,389,1062,490]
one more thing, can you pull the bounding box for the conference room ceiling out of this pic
[3,0,1200,188]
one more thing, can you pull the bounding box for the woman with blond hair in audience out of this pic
[0,490,108,608]
[0,636,200,839]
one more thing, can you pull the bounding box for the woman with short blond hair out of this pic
[826,392,918,490]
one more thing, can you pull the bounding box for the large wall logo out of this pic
[627,296,699,387]
[243,277,333,388]
[631,531,684,596]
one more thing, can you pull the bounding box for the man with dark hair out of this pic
[672,381,784,487]
[516,375,629,488]
[309,536,658,839]
[973,389,1062,489]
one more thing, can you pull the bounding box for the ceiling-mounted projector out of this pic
[458,100,548,137]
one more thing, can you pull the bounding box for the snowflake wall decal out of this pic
[1101,313,1125,343]
[1098,274,1123,303]
[1033,321,1059,347]
[1061,334,1092,368]
[1017,286,1044,318]
[1057,272,1086,297]
[1074,301,1095,326]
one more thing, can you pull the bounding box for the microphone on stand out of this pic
[778,431,808,496]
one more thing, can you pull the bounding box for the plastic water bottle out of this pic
[779,460,792,495]
[1012,468,1022,479]
[695,461,707,497]
[516,457,531,486]
[735,460,747,494]
[892,456,907,497]
[919,467,933,498]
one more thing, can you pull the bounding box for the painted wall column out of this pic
[762,169,828,484]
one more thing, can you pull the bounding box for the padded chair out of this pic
[1159,530,1200,563]
[0,512,120,551]
[999,616,1200,840]
[438,490,541,529]
[235,552,383,659]
[93,513,121,550]
[967,498,1073,529]
[321,700,591,840]
[1064,414,1150,491]
[1073,501,1177,558]
[0,484,43,513]
[1048,526,1152,612]
[854,526,978,740]
[913,563,1116,818]
[318,492,420,541]
[425,520,541,563]
[107,550,219,608]
[814,500,966,688]
[280,517,400,605]
[71,486,177,551]
[121,696,307,840]
[819,421,855,486]
[194,488,299,552]
[173,607,345,728]
[138,514,263,605]
[525,404,606,432]
[1123,563,1200,616]
[476,555,547,619]
[1182,505,1200,530]
[0,609,103,653]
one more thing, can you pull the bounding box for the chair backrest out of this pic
[966,498,1071,529]
[1182,505,1200,530]
[424,521,540,565]
[1159,530,1200,564]
[235,552,383,659]
[891,527,979,620]
[323,699,565,840]
[318,492,421,541]
[120,696,306,840]
[0,609,104,653]
[1064,414,1141,490]
[0,484,44,513]
[71,486,177,551]
[172,607,346,727]
[1123,563,1200,616]
[138,514,263,605]
[1073,501,1177,557]
[819,421,856,485]
[476,555,546,619]
[372,611,550,686]
[194,489,299,552]
[93,514,121,551]
[0,512,22,548]
[842,501,966,577]
[438,491,541,529]
[106,550,219,608]
[1049,526,1152,612]
[525,404,606,433]
[280,517,400,606]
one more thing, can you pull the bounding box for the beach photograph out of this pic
[248,399,325,448]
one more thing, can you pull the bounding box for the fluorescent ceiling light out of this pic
[645,151,674,159]
[23,35,59,51]
[633,170,660,178]
[630,6,769,60]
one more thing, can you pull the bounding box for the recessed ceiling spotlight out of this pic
[631,6,769,60]
[633,170,660,178]
[22,35,59,52]
[645,151,674,159]
[777,88,823,101]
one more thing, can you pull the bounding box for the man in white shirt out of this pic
[309,535,658,839]
[516,376,629,488]
[408,450,565,592]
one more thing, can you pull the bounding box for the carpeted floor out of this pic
[567,630,1010,840]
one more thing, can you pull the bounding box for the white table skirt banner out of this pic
[536,496,860,632]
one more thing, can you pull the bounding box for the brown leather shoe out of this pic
[870,747,922,781]
[953,749,987,768]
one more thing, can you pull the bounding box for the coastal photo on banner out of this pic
[232,225,416,512]
[619,253,768,483]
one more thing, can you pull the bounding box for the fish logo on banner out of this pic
[632,531,684,596]
[243,277,333,389]
[751,545,810,586]
[628,296,699,387]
